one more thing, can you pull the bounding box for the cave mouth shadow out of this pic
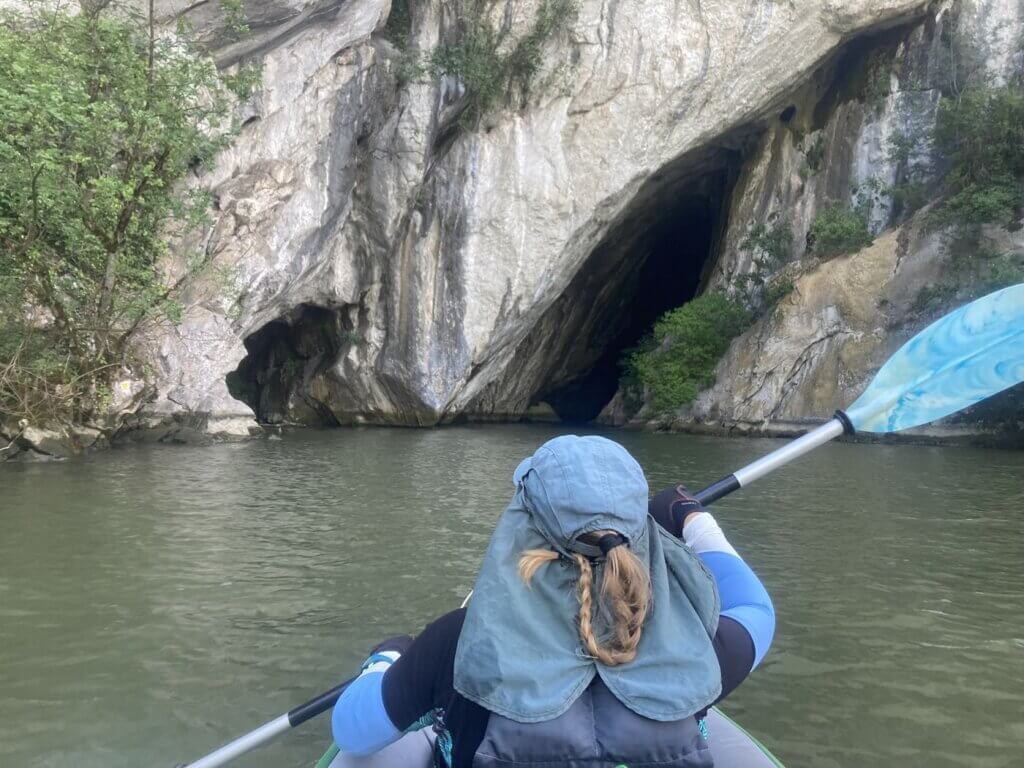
[226,304,345,426]
[529,158,743,424]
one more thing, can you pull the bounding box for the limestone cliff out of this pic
[130,0,988,442]
[599,0,1024,444]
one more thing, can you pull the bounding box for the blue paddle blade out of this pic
[846,283,1024,433]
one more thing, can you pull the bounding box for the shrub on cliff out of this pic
[808,203,873,258]
[0,2,251,424]
[736,217,793,312]
[740,218,793,268]
[623,294,751,416]
[417,0,576,128]
[931,85,1024,229]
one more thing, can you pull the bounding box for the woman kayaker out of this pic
[330,435,775,767]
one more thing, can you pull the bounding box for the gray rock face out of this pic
[710,0,1023,286]
[652,0,1024,442]
[141,0,950,433]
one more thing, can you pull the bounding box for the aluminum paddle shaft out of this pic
[695,417,848,505]
[180,715,291,768]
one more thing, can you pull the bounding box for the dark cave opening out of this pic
[226,304,345,425]
[529,157,743,423]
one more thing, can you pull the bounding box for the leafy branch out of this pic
[399,0,577,129]
[0,1,254,424]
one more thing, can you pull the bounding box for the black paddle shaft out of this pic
[176,676,359,766]
[694,475,741,506]
[287,675,357,727]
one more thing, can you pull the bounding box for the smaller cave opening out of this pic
[226,304,347,425]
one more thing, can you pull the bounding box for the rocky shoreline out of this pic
[5,407,1020,462]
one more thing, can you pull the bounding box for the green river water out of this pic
[1,425,1022,768]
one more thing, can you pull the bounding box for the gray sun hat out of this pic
[453,435,722,724]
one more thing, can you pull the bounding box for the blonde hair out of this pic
[518,532,651,666]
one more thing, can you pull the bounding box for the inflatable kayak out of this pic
[314,706,784,767]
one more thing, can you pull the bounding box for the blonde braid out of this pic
[518,532,651,667]
[600,544,650,660]
[572,552,614,664]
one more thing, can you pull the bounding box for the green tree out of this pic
[931,86,1024,228]
[808,202,873,258]
[0,2,247,422]
[623,294,751,415]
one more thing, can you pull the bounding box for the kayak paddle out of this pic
[175,676,356,768]
[177,283,1023,768]
[695,283,1024,504]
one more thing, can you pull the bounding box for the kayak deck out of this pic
[705,708,785,767]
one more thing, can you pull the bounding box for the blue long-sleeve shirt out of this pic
[683,512,775,667]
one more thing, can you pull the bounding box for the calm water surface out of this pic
[1,426,1023,768]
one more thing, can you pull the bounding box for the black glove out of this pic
[649,485,705,538]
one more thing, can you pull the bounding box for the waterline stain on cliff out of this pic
[226,304,346,425]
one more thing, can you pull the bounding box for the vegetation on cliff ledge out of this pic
[931,84,1024,230]
[908,82,1024,311]
[808,202,874,258]
[0,2,251,425]
[389,0,577,128]
[736,217,795,312]
[621,294,752,418]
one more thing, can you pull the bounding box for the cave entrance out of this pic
[527,155,742,423]
[226,304,345,425]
